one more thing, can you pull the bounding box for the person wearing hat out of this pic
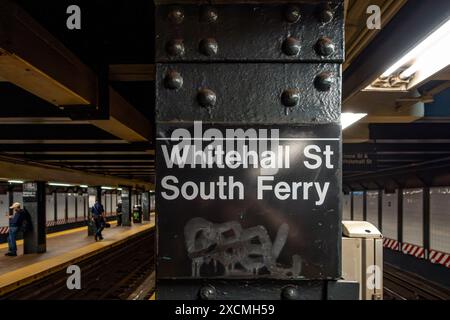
[6,202,25,257]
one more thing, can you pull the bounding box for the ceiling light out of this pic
[368,18,450,91]
[383,18,450,78]
[8,180,24,184]
[48,183,72,187]
[80,185,88,188]
[341,113,367,130]
[101,186,114,190]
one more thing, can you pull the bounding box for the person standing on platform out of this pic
[91,199,105,241]
[116,200,123,226]
[5,202,24,257]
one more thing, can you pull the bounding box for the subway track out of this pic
[383,264,450,300]
[1,228,155,300]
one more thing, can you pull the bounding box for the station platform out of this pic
[0,214,155,296]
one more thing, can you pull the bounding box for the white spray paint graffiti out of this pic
[184,217,302,277]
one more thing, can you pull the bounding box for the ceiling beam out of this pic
[18,155,154,161]
[344,142,450,153]
[109,64,155,82]
[0,0,152,142]
[369,123,450,140]
[0,156,153,189]
[0,143,153,152]
[0,0,95,105]
[90,89,152,142]
[344,0,407,71]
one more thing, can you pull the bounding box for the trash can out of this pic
[87,217,96,236]
[132,205,142,223]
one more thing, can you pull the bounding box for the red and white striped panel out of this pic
[383,238,400,250]
[0,226,9,234]
[429,250,450,268]
[46,219,67,227]
[46,221,56,227]
[66,217,77,224]
[401,242,425,258]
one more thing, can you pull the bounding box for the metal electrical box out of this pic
[342,221,383,300]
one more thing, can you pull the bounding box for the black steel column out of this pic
[110,191,113,216]
[142,191,150,221]
[23,182,46,254]
[150,191,155,212]
[398,188,404,247]
[53,191,57,222]
[121,187,132,227]
[155,2,351,300]
[64,192,68,221]
[378,189,383,231]
[87,187,100,236]
[97,187,102,205]
[8,186,13,213]
[74,193,78,220]
[83,193,87,219]
[423,187,430,259]
[350,192,354,221]
[363,190,367,221]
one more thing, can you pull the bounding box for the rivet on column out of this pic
[201,6,218,23]
[197,88,217,108]
[166,39,185,57]
[199,285,217,300]
[314,72,335,92]
[285,5,301,23]
[317,3,334,24]
[168,8,184,24]
[281,89,300,107]
[281,285,300,300]
[315,37,335,57]
[199,38,218,56]
[164,71,183,90]
[282,37,301,56]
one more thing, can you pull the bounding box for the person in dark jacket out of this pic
[91,200,105,241]
[5,202,24,257]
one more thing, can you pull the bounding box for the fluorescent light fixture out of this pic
[80,185,88,188]
[101,186,114,190]
[382,18,450,81]
[341,113,367,130]
[117,188,123,191]
[48,183,73,187]
[8,180,24,184]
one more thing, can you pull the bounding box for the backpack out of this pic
[21,209,33,233]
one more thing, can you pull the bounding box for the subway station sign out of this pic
[157,122,342,280]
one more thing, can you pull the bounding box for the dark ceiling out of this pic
[1,0,450,189]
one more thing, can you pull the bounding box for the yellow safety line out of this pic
[0,222,154,296]
[0,220,118,250]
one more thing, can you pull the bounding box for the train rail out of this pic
[384,264,450,300]
[1,228,155,300]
